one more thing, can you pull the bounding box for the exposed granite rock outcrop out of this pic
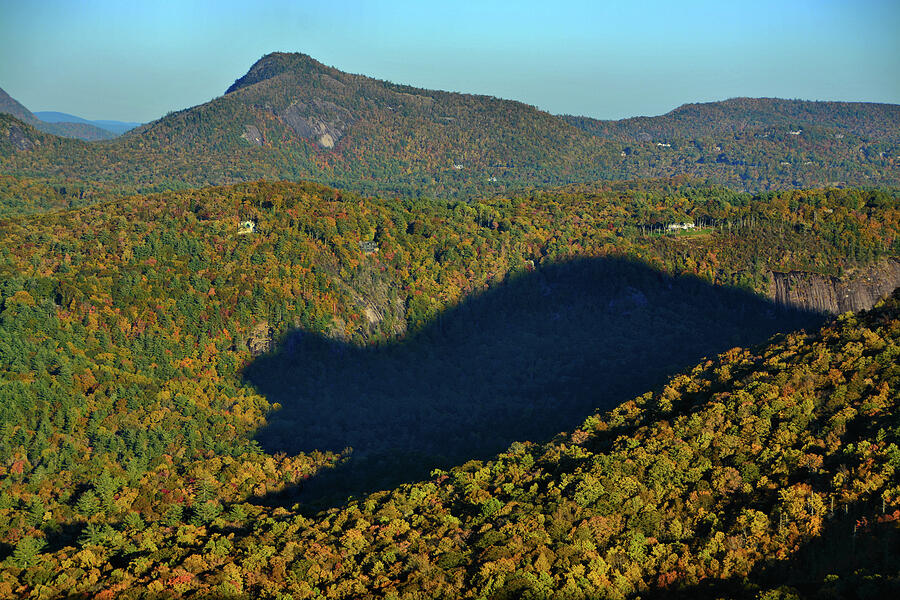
[246,320,273,356]
[276,99,355,149]
[768,258,900,314]
[240,124,263,146]
[5,124,35,151]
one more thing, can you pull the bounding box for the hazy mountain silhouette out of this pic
[34,111,141,135]
[0,86,117,141]
[244,256,822,510]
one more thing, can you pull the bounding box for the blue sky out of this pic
[0,0,897,123]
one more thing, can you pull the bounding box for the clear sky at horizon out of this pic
[0,0,897,123]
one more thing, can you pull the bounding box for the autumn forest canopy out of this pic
[0,52,899,599]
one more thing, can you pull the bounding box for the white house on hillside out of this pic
[666,222,695,232]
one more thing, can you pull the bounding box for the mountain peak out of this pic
[0,86,38,122]
[225,52,326,95]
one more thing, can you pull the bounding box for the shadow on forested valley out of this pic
[244,257,823,511]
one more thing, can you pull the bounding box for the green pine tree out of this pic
[11,536,45,568]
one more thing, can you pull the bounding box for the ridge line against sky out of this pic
[1,0,898,124]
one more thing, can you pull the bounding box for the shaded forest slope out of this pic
[6,271,900,598]
[246,256,819,507]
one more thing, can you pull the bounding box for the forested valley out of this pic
[0,179,897,597]
[1,45,900,600]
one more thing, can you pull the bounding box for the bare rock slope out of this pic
[769,259,900,314]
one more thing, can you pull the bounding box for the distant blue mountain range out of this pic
[34,111,142,135]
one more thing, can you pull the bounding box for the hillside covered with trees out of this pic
[0,179,897,597]
[1,54,898,210]
[27,287,896,599]
[564,97,900,143]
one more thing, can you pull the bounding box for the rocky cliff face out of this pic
[4,124,35,151]
[768,259,900,314]
[275,100,355,149]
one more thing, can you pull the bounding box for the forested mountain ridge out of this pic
[104,51,620,196]
[564,97,900,192]
[1,53,898,209]
[0,116,124,218]
[0,179,898,596]
[0,87,117,142]
[564,97,900,143]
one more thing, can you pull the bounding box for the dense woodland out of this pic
[10,288,894,599]
[0,178,897,597]
[1,51,899,599]
[564,97,900,144]
[2,53,899,204]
